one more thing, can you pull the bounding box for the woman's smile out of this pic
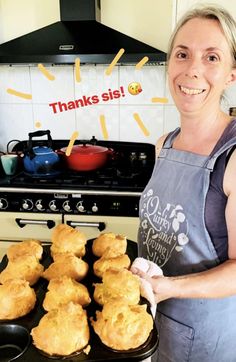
[179,85,206,95]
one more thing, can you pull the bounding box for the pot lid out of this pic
[70,144,108,155]
[33,146,55,155]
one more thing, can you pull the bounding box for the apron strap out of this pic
[159,128,180,159]
[205,137,236,171]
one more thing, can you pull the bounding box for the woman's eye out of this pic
[176,52,187,59]
[207,54,219,62]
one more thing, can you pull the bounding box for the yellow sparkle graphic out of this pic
[38,64,55,81]
[35,121,42,128]
[75,58,81,83]
[66,131,79,156]
[7,88,32,100]
[105,48,125,76]
[100,115,109,139]
[151,97,168,104]
[135,56,149,70]
[133,113,150,136]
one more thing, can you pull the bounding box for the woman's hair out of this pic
[167,4,236,68]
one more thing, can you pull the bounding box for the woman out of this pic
[132,4,236,362]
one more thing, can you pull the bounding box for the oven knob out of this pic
[0,198,8,210]
[63,201,71,212]
[22,199,33,210]
[92,203,98,213]
[35,200,45,211]
[49,200,58,212]
[76,202,85,213]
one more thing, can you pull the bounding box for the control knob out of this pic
[49,200,58,212]
[0,198,8,210]
[92,203,98,213]
[35,199,45,211]
[63,201,71,212]
[76,202,85,213]
[22,199,33,210]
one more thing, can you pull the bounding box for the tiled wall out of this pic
[0,63,235,152]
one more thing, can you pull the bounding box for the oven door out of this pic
[0,212,62,241]
[64,214,139,241]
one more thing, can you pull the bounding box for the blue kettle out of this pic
[23,130,61,177]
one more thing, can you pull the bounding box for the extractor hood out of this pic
[0,0,166,65]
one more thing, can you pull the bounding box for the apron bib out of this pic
[138,127,236,362]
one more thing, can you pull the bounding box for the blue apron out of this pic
[138,127,236,362]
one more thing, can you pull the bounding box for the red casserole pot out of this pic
[58,143,114,171]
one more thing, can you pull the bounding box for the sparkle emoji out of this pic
[128,82,142,95]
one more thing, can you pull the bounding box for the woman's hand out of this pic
[131,267,174,303]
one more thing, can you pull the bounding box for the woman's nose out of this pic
[185,58,201,79]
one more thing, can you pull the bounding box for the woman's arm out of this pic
[132,149,236,303]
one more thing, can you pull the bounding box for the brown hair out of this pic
[167,4,236,68]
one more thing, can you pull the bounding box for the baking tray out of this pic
[0,239,158,361]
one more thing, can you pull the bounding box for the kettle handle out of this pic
[28,130,53,159]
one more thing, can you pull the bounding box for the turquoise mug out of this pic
[1,154,18,175]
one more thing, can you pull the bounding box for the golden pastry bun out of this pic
[0,279,36,320]
[31,302,90,356]
[7,239,43,261]
[43,276,91,311]
[51,224,87,259]
[42,253,88,281]
[92,232,127,257]
[93,248,131,278]
[91,301,153,350]
[0,255,44,286]
[93,268,140,305]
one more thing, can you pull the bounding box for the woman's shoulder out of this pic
[155,134,168,157]
[223,147,236,197]
[155,128,180,157]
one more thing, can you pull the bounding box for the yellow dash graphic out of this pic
[100,115,109,139]
[38,63,55,81]
[7,88,32,100]
[66,131,79,156]
[75,58,81,83]
[105,48,125,76]
[133,113,150,137]
[151,97,168,104]
[135,56,149,70]
[35,121,42,128]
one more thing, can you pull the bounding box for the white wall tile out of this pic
[30,65,74,104]
[75,105,119,141]
[0,65,32,104]
[119,105,164,145]
[74,65,119,105]
[119,65,166,105]
[224,82,236,109]
[0,64,170,148]
[32,104,76,140]
[0,104,34,151]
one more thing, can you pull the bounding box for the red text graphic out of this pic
[49,86,125,114]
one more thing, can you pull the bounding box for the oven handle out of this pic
[66,220,106,231]
[15,218,55,229]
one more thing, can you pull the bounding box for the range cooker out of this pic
[0,139,155,255]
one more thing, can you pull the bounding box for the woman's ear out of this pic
[226,68,236,87]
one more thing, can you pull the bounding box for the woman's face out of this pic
[168,17,236,116]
